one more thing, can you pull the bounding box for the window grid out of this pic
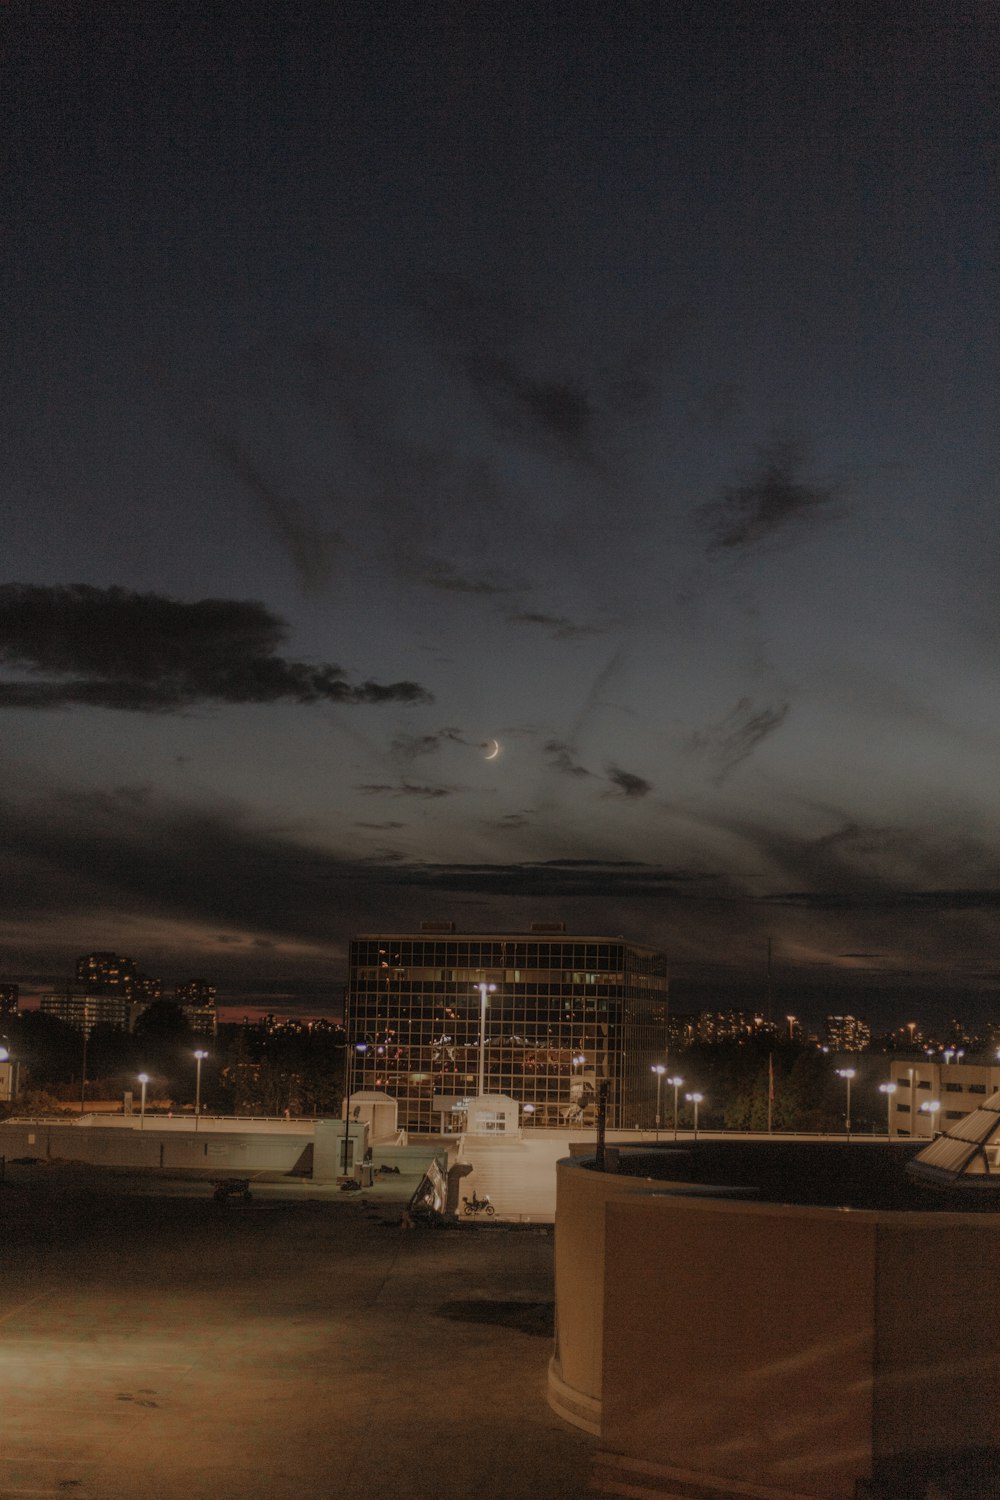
[347,934,668,1131]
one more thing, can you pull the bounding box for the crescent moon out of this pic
[484,739,500,760]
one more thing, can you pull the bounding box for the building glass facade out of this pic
[346,927,668,1132]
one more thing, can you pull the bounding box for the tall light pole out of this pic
[475,982,496,1100]
[921,1099,941,1138]
[193,1050,208,1130]
[342,1041,367,1173]
[836,1067,855,1138]
[651,1064,666,1141]
[879,1081,897,1137]
[138,1073,149,1130]
[0,1044,16,1105]
[667,1076,684,1141]
[685,1091,703,1141]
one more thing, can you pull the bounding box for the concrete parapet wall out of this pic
[551,1156,1000,1499]
[71,1114,318,1133]
[0,1122,311,1173]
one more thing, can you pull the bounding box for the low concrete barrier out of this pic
[0,1121,312,1174]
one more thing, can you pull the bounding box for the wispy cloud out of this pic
[390,727,469,759]
[412,558,521,596]
[0,584,432,712]
[508,611,605,640]
[481,812,534,832]
[762,889,1000,912]
[405,274,603,468]
[543,739,593,778]
[203,431,344,595]
[689,697,790,782]
[698,437,839,552]
[397,858,714,898]
[604,763,653,798]
[355,781,455,799]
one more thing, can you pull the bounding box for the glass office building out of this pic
[346,925,668,1132]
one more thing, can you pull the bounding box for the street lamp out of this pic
[651,1064,666,1141]
[879,1082,897,1137]
[475,982,497,1100]
[193,1050,208,1130]
[0,1044,15,1106]
[836,1068,856,1138]
[667,1076,684,1141]
[137,1073,149,1130]
[342,1041,368,1174]
[685,1091,704,1141]
[921,1099,941,1138]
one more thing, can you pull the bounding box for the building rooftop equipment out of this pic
[906,1088,1000,1193]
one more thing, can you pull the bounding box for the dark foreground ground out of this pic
[0,1164,593,1500]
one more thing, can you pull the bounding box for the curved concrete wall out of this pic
[550,1156,1000,1498]
[548,1158,671,1433]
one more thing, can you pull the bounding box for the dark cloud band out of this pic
[0,584,431,711]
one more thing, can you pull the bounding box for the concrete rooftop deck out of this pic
[0,1162,594,1499]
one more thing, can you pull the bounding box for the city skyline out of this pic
[3,6,998,1030]
[5,934,998,1040]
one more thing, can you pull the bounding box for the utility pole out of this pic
[595,1078,609,1171]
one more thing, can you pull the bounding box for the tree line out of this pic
[1,1008,885,1131]
[1,1003,347,1118]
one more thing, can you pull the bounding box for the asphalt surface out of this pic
[0,1163,593,1499]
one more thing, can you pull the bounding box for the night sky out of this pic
[3,3,998,1027]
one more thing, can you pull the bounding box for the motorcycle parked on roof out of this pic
[462,1190,495,1217]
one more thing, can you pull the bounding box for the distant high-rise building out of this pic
[665,1012,698,1049]
[41,988,135,1036]
[346,924,668,1132]
[0,983,18,1016]
[76,952,136,993]
[174,979,218,1037]
[73,953,160,1023]
[175,979,217,1006]
[696,1010,774,1044]
[825,1014,871,1052]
